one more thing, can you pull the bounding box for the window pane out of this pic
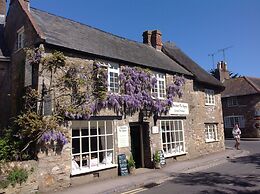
[82,154,89,167]
[82,128,89,136]
[72,129,80,137]
[99,121,105,135]
[72,138,80,154]
[106,121,112,134]
[100,136,106,150]
[107,135,113,149]
[91,137,98,152]
[82,137,89,153]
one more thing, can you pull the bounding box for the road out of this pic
[129,140,260,194]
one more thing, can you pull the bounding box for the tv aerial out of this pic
[218,46,233,62]
[208,52,216,69]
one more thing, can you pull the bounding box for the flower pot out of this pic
[129,166,136,174]
[154,162,161,169]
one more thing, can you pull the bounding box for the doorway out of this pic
[130,123,152,168]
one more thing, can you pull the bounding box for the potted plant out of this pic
[154,150,161,169]
[127,154,136,174]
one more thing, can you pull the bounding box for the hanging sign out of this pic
[117,125,129,148]
[169,102,189,115]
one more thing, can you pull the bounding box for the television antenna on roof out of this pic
[208,52,216,69]
[218,46,233,62]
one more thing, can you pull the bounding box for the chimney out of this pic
[24,0,30,11]
[143,30,152,46]
[151,30,163,50]
[143,30,163,50]
[10,0,30,11]
[217,61,230,82]
[0,0,6,24]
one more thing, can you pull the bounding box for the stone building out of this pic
[217,61,260,138]
[0,0,10,130]
[1,0,225,191]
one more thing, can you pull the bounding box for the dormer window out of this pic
[152,72,166,99]
[17,27,25,50]
[205,89,215,105]
[108,63,119,93]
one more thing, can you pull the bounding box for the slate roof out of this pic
[162,42,224,89]
[29,8,191,76]
[222,77,260,98]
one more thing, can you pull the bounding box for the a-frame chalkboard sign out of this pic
[159,150,166,166]
[118,154,129,176]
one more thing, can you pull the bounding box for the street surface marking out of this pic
[121,187,148,194]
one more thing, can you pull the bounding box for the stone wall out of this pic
[0,160,38,194]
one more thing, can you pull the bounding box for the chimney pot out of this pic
[216,61,230,82]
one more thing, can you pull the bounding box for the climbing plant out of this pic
[0,46,185,160]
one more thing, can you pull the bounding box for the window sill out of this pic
[205,139,219,143]
[205,103,215,106]
[71,164,118,176]
[164,151,187,158]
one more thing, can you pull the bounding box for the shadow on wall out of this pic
[171,172,260,194]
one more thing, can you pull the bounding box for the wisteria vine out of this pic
[24,48,186,150]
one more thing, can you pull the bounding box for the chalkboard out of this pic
[118,154,129,176]
[159,150,166,165]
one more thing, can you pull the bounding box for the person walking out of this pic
[232,124,241,150]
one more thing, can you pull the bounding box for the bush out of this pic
[154,150,161,163]
[7,167,28,187]
[127,154,135,169]
[0,167,29,189]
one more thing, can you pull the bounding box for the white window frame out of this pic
[205,89,215,105]
[152,72,166,99]
[17,26,25,50]
[71,120,116,175]
[205,124,218,142]
[108,63,120,93]
[224,115,245,128]
[160,120,186,157]
[227,97,238,107]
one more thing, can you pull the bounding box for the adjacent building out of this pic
[0,0,226,190]
[217,61,260,138]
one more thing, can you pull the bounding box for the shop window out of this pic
[17,26,25,50]
[71,120,115,175]
[160,120,185,157]
[152,72,166,99]
[205,124,218,142]
[224,116,245,128]
[108,63,119,93]
[205,89,215,105]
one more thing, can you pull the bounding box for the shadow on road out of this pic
[229,153,260,168]
[170,172,259,194]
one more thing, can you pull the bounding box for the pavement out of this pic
[55,146,250,194]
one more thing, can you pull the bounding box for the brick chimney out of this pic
[0,0,6,24]
[10,0,30,11]
[143,30,163,50]
[216,61,230,82]
[151,30,163,50]
[143,30,152,46]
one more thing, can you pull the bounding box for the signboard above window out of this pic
[169,102,189,115]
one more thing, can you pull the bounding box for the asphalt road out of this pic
[137,140,260,194]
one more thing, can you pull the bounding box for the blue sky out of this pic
[27,0,260,77]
